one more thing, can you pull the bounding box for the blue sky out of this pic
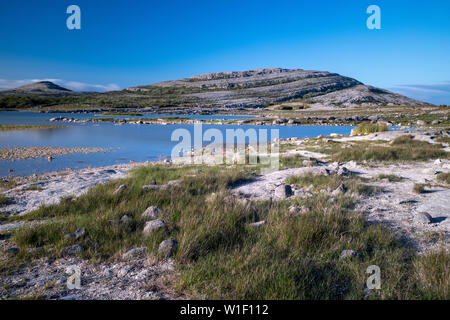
[1,0,449,104]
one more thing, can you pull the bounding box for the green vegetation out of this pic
[376,174,403,182]
[0,124,66,131]
[26,185,43,191]
[2,164,449,299]
[413,183,427,194]
[279,155,318,169]
[0,179,17,191]
[332,135,448,162]
[437,172,450,185]
[436,137,450,144]
[353,123,388,135]
[101,112,143,116]
[0,194,10,206]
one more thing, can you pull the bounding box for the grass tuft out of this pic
[437,172,450,185]
[353,123,388,135]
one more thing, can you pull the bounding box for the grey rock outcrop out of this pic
[124,68,429,109]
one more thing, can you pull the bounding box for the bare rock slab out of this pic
[417,212,433,224]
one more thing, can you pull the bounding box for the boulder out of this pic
[122,247,147,260]
[288,205,303,216]
[143,219,167,236]
[113,184,127,195]
[248,221,265,228]
[158,240,178,258]
[64,227,86,241]
[274,185,293,199]
[337,166,350,176]
[331,184,347,196]
[340,250,358,259]
[142,206,161,220]
[120,215,131,225]
[61,245,84,257]
[416,120,425,126]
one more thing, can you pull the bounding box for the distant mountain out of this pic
[0,81,84,97]
[125,68,430,109]
[0,69,431,109]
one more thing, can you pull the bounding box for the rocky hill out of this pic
[0,81,82,97]
[126,68,429,109]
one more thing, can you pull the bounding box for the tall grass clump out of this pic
[0,194,10,206]
[437,172,450,185]
[352,123,388,135]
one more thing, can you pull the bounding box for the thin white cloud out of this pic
[0,78,120,92]
[390,81,450,105]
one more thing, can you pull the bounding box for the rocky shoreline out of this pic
[0,146,106,161]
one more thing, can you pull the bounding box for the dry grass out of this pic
[3,164,449,299]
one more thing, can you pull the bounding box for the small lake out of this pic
[0,111,354,176]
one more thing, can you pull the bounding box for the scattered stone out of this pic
[143,219,168,236]
[248,221,265,228]
[113,184,127,195]
[142,206,162,221]
[274,185,293,199]
[417,212,433,224]
[64,227,86,241]
[416,120,425,126]
[340,250,358,259]
[61,245,84,257]
[6,247,19,257]
[288,205,303,216]
[167,180,181,186]
[294,190,312,198]
[122,247,147,260]
[142,184,168,191]
[120,215,131,225]
[332,184,347,196]
[158,240,178,258]
[302,160,314,167]
[337,166,349,176]
[398,199,418,205]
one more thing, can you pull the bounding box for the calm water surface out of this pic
[0,111,354,176]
